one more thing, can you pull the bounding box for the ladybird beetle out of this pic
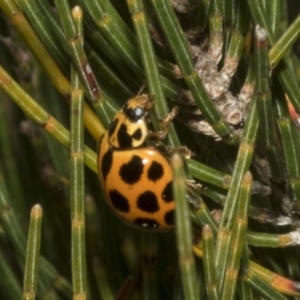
[98,94,176,231]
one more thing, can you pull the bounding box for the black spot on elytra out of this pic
[119,155,144,184]
[124,104,145,121]
[109,190,130,212]
[137,191,159,213]
[117,123,132,148]
[134,217,159,228]
[162,181,173,202]
[132,128,142,141]
[147,161,164,182]
[101,149,113,181]
[164,209,175,225]
[108,118,118,138]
